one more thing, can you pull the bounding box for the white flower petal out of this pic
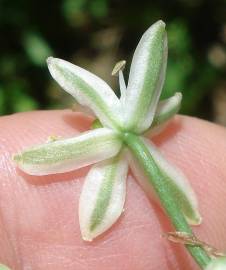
[152,92,182,127]
[47,57,123,130]
[128,138,201,225]
[79,152,128,241]
[124,20,168,133]
[144,92,182,137]
[13,128,122,175]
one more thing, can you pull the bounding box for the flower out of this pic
[13,20,201,241]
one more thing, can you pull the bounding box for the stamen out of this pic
[112,60,127,101]
[111,60,126,76]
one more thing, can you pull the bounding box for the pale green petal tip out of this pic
[185,195,202,226]
[0,264,11,270]
[46,56,54,66]
[186,213,202,226]
[147,20,166,36]
[205,257,226,270]
[12,153,22,163]
[46,56,57,72]
[182,197,202,226]
[175,91,182,99]
[173,92,182,104]
[82,234,93,242]
[81,228,99,242]
[155,19,166,28]
[12,153,26,173]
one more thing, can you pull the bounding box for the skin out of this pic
[0,110,226,270]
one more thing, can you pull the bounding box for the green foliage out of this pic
[23,32,53,66]
[62,0,109,26]
[162,20,217,114]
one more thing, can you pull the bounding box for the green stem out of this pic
[124,132,210,269]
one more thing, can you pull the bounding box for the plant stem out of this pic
[124,132,211,269]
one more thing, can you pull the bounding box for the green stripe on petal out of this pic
[13,128,122,175]
[79,152,128,241]
[47,57,123,130]
[124,20,168,133]
[127,137,201,226]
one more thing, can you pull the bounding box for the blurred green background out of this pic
[0,0,226,124]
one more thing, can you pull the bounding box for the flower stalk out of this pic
[123,132,210,268]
